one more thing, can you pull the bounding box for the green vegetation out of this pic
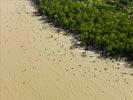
[33,0,133,58]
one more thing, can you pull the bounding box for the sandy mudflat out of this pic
[0,0,133,100]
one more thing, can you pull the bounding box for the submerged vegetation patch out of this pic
[32,0,133,59]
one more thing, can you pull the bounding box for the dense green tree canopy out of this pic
[33,0,133,58]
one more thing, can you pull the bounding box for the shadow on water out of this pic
[29,0,133,68]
